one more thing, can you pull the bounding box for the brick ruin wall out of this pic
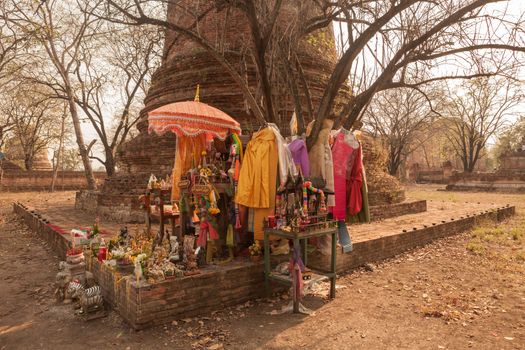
[369,200,427,221]
[75,190,144,223]
[13,201,515,329]
[0,170,106,192]
[308,205,515,274]
[447,172,525,192]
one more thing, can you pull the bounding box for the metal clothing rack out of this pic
[263,223,337,313]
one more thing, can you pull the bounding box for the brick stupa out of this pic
[105,2,341,194]
[81,1,403,222]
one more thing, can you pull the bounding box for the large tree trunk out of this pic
[51,115,66,192]
[65,84,97,190]
[388,149,401,176]
[104,148,116,177]
[388,160,400,176]
[462,156,470,173]
[24,154,33,171]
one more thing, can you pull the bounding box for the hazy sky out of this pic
[79,0,525,169]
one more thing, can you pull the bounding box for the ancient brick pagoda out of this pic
[78,1,403,222]
[120,1,339,172]
[4,137,53,171]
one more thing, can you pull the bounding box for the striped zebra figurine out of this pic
[83,285,101,298]
[79,285,104,314]
[65,281,84,301]
[80,294,104,314]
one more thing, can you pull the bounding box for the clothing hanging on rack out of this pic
[172,134,207,201]
[332,129,359,220]
[288,138,310,177]
[235,127,278,240]
[308,119,335,207]
[331,128,360,253]
[347,142,363,216]
[268,123,297,189]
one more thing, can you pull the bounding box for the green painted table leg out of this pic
[264,231,271,297]
[330,231,336,299]
[293,237,300,313]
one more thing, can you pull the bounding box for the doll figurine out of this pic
[169,236,180,262]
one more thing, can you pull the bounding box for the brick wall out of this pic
[85,257,273,329]
[309,205,515,273]
[416,170,447,184]
[369,200,427,221]
[447,172,525,192]
[1,171,106,191]
[13,201,515,329]
[500,153,525,173]
[75,190,144,223]
[367,189,406,206]
[13,202,70,259]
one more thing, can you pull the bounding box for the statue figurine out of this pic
[134,259,143,283]
[119,226,129,242]
[169,236,180,262]
[147,174,157,190]
[54,269,72,302]
[196,246,207,267]
[186,252,198,272]
[79,286,104,314]
[183,235,198,273]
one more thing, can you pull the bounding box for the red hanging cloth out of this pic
[347,145,363,216]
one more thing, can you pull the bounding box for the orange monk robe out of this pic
[171,134,207,201]
[235,128,278,241]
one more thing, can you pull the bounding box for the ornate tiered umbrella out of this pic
[147,100,241,140]
[147,94,242,201]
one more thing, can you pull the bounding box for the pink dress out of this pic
[330,132,356,220]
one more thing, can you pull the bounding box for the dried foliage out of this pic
[101,0,525,148]
[444,77,523,172]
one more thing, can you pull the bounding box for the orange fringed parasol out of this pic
[147,101,241,140]
[147,95,242,201]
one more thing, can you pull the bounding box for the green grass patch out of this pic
[467,216,525,261]
[471,226,507,242]
[466,239,486,255]
[509,227,524,241]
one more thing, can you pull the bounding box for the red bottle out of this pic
[97,246,107,262]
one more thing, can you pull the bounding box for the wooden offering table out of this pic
[144,188,180,243]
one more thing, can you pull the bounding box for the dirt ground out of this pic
[0,186,524,350]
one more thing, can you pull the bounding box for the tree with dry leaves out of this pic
[0,84,64,170]
[445,76,523,172]
[0,12,29,152]
[73,24,162,176]
[3,1,162,178]
[2,0,103,189]
[100,0,525,148]
[493,116,525,165]
[364,87,439,176]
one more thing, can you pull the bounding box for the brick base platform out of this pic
[369,200,427,221]
[309,205,515,273]
[75,188,427,224]
[87,258,269,329]
[13,200,515,329]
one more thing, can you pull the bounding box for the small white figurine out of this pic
[169,236,180,262]
[134,259,143,283]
